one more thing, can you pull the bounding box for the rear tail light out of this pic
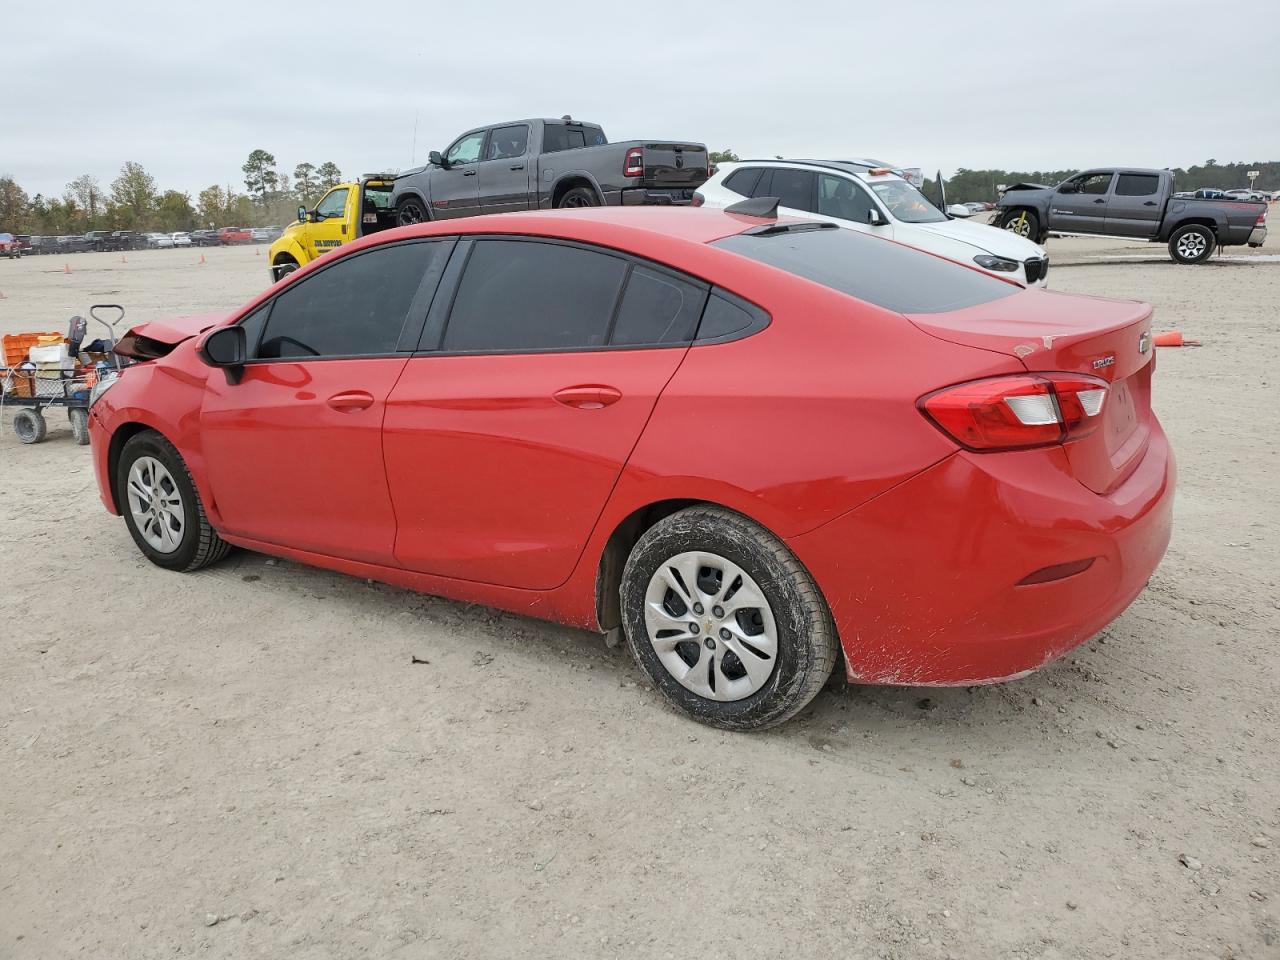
[690,191,705,208]
[1257,208,1268,225]
[623,147,644,178]
[919,374,1109,451]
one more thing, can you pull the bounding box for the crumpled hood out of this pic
[113,313,226,361]
[907,217,1045,260]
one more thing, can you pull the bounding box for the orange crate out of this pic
[3,332,63,367]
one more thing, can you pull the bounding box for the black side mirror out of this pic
[198,326,247,384]
[297,204,308,223]
[429,150,447,169]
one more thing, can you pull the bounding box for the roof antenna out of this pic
[724,196,780,219]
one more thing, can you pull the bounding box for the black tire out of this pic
[68,407,90,445]
[1168,224,1215,264]
[271,256,299,283]
[620,505,838,731]
[557,186,600,209]
[1001,207,1039,241]
[116,429,232,572]
[13,409,47,444]
[396,196,430,226]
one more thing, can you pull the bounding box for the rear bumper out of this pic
[786,422,1175,685]
[1248,225,1267,247]
[620,186,699,206]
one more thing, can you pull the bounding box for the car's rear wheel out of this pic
[396,196,430,226]
[557,186,600,209]
[116,430,231,572]
[1001,208,1039,240]
[620,506,838,730]
[1168,224,1215,264]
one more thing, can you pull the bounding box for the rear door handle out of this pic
[1143,200,1158,206]
[553,385,622,410]
[463,170,477,177]
[510,164,525,171]
[1093,198,1106,204]
[326,390,375,412]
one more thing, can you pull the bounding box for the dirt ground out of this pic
[2,233,1277,959]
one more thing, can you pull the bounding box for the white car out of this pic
[146,233,174,249]
[697,159,1051,286]
[170,232,193,247]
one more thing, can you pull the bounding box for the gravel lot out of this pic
[2,235,1277,959]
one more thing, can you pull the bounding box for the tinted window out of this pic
[817,174,875,223]
[1115,174,1159,197]
[487,124,529,161]
[316,188,348,218]
[443,241,627,352]
[611,267,707,346]
[256,243,437,358]
[238,304,270,354]
[1081,174,1113,195]
[542,123,606,153]
[696,292,766,342]
[769,169,816,212]
[713,228,1019,314]
[724,168,763,197]
[446,132,485,166]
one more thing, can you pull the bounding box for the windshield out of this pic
[868,180,946,223]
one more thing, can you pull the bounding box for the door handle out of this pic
[1143,200,1158,206]
[553,385,622,410]
[463,170,477,177]
[326,390,375,412]
[510,164,525,171]
[1093,198,1105,204]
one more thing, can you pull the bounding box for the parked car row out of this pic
[6,226,286,256]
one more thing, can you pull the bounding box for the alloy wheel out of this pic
[127,456,185,554]
[643,551,779,701]
[1176,232,1208,259]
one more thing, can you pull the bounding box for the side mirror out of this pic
[297,204,308,223]
[428,150,445,168]
[946,204,973,218]
[867,208,888,226]
[198,326,247,384]
[1058,183,1078,194]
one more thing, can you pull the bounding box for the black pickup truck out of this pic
[390,117,708,224]
[994,168,1268,263]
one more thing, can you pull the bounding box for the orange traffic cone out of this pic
[0,290,6,299]
[120,253,127,264]
[1154,330,1200,347]
[199,253,206,265]
[255,247,260,256]
[63,262,71,274]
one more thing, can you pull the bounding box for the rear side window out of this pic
[487,124,529,161]
[1115,174,1159,197]
[713,228,1019,314]
[611,267,707,346]
[542,123,605,153]
[256,242,438,358]
[443,240,627,352]
[768,169,816,212]
[723,168,763,197]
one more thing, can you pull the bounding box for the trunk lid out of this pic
[909,288,1156,494]
[635,142,709,188]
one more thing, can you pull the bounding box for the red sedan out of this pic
[87,205,1174,729]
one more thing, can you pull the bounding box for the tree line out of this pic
[0,152,344,236]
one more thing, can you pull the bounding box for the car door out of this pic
[383,237,708,590]
[303,186,351,260]
[1048,172,1113,233]
[430,130,486,219]
[199,239,453,564]
[478,123,532,213]
[813,173,882,238]
[1104,172,1163,238]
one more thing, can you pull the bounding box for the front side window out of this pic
[446,132,486,166]
[867,180,946,223]
[316,188,349,219]
[817,174,877,223]
[769,169,816,212]
[1061,173,1113,196]
[1114,174,1159,197]
[255,242,441,359]
[442,240,627,352]
[487,125,530,161]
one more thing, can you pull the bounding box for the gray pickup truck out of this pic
[390,117,708,224]
[994,168,1268,263]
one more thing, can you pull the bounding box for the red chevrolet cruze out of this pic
[88,206,1174,729]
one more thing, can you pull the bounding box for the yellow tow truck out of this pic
[267,174,398,282]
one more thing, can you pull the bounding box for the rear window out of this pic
[713,227,1019,314]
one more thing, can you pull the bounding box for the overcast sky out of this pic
[3,0,1276,200]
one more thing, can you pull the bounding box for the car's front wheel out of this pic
[620,506,838,730]
[396,196,430,226]
[116,430,231,572]
[1001,208,1039,241]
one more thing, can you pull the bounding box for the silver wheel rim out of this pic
[643,551,778,702]
[127,456,185,553]
[1177,232,1208,259]
[1006,218,1031,237]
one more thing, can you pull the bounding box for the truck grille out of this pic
[1023,257,1049,284]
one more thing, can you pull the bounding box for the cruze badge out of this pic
[1138,331,1152,354]
[1092,355,1116,370]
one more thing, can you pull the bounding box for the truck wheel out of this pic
[272,256,299,282]
[557,186,600,209]
[396,197,430,226]
[1001,208,1038,240]
[14,409,47,444]
[1168,224,1215,264]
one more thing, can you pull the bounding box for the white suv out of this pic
[697,160,1050,286]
